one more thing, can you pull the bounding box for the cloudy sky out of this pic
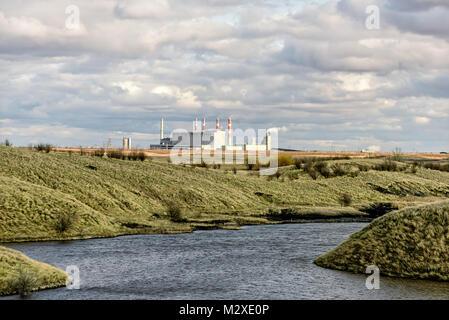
[0,0,448,151]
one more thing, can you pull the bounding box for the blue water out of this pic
[4,223,449,299]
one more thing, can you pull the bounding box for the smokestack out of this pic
[228,117,232,145]
[160,118,164,140]
[194,118,198,132]
[216,118,219,130]
[202,118,206,131]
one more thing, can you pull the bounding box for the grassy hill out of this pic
[314,200,449,280]
[0,145,448,242]
[0,246,67,296]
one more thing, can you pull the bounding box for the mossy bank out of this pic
[0,246,67,296]
[315,200,449,281]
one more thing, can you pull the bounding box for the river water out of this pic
[3,222,449,299]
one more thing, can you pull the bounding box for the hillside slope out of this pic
[0,146,448,242]
[314,200,449,280]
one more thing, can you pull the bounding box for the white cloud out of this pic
[414,116,431,125]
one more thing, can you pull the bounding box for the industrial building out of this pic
[150,117,272,151]
[122,137,132,150]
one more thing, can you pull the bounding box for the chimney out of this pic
[216,118,219,130]
[160,118,164,140]
[202,118,206,131]
[194,118,198,132]
[227,117,232,145]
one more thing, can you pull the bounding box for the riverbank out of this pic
[315,200,449,281]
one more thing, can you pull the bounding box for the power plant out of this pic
[150,117,272,151]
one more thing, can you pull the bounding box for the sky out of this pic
[0,0,448,152]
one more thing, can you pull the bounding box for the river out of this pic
[3,222,449,299]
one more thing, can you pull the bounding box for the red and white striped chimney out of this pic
[202,118,206,131]
[227,117,232,145]
[216,118,219,130]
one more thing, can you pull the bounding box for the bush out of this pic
[360,202,398,218]
[107,150,124,160]
[308,169,319,180]
[2,139,12,147]
[232,167,237,174]
[357,164,370,172]
[35,144,52,153]
[423,162,449,172]
[167,202,184,222]
[339,193,352,207]
[93,148,105,157]
[373,158,398,172]
[8,268,37,298]
[314,161,332,178]
[294,158,305,169]
[331,163,347,176]
[278,155,294,167]
[54,212,77,233]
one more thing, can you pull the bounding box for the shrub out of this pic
[423,162,449,172]
[35,144,52,153]
[54,212,77,233]
[278,155,294,167]
[331,163,347,176]
[373,158,398,172]
[93,148,105,157]
[232,167,237,174]
[107,150,124,160]
[348,170,360,178]
[167,202,184,222]
[314,161,332,178]
[294,157,305,169]
[2,139,12,147]
[308,169,319,180]
[339,193,352,207]
[357,164,370,172]
[7,268,37,298]
[360,202,398,218]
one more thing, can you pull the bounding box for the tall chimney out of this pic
[194,118,198,132]
[216,118,219,130]
[160,118,164,140]
[227,117,232,145]
[202,118,206,131]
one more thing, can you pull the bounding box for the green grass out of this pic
[0,246,67,296]
[1,146,449,242]
[314,200,449,280]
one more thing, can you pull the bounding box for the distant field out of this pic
[52,147,449,160]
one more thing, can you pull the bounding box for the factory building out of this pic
[150,117,272,151]
[123,137,132,150]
